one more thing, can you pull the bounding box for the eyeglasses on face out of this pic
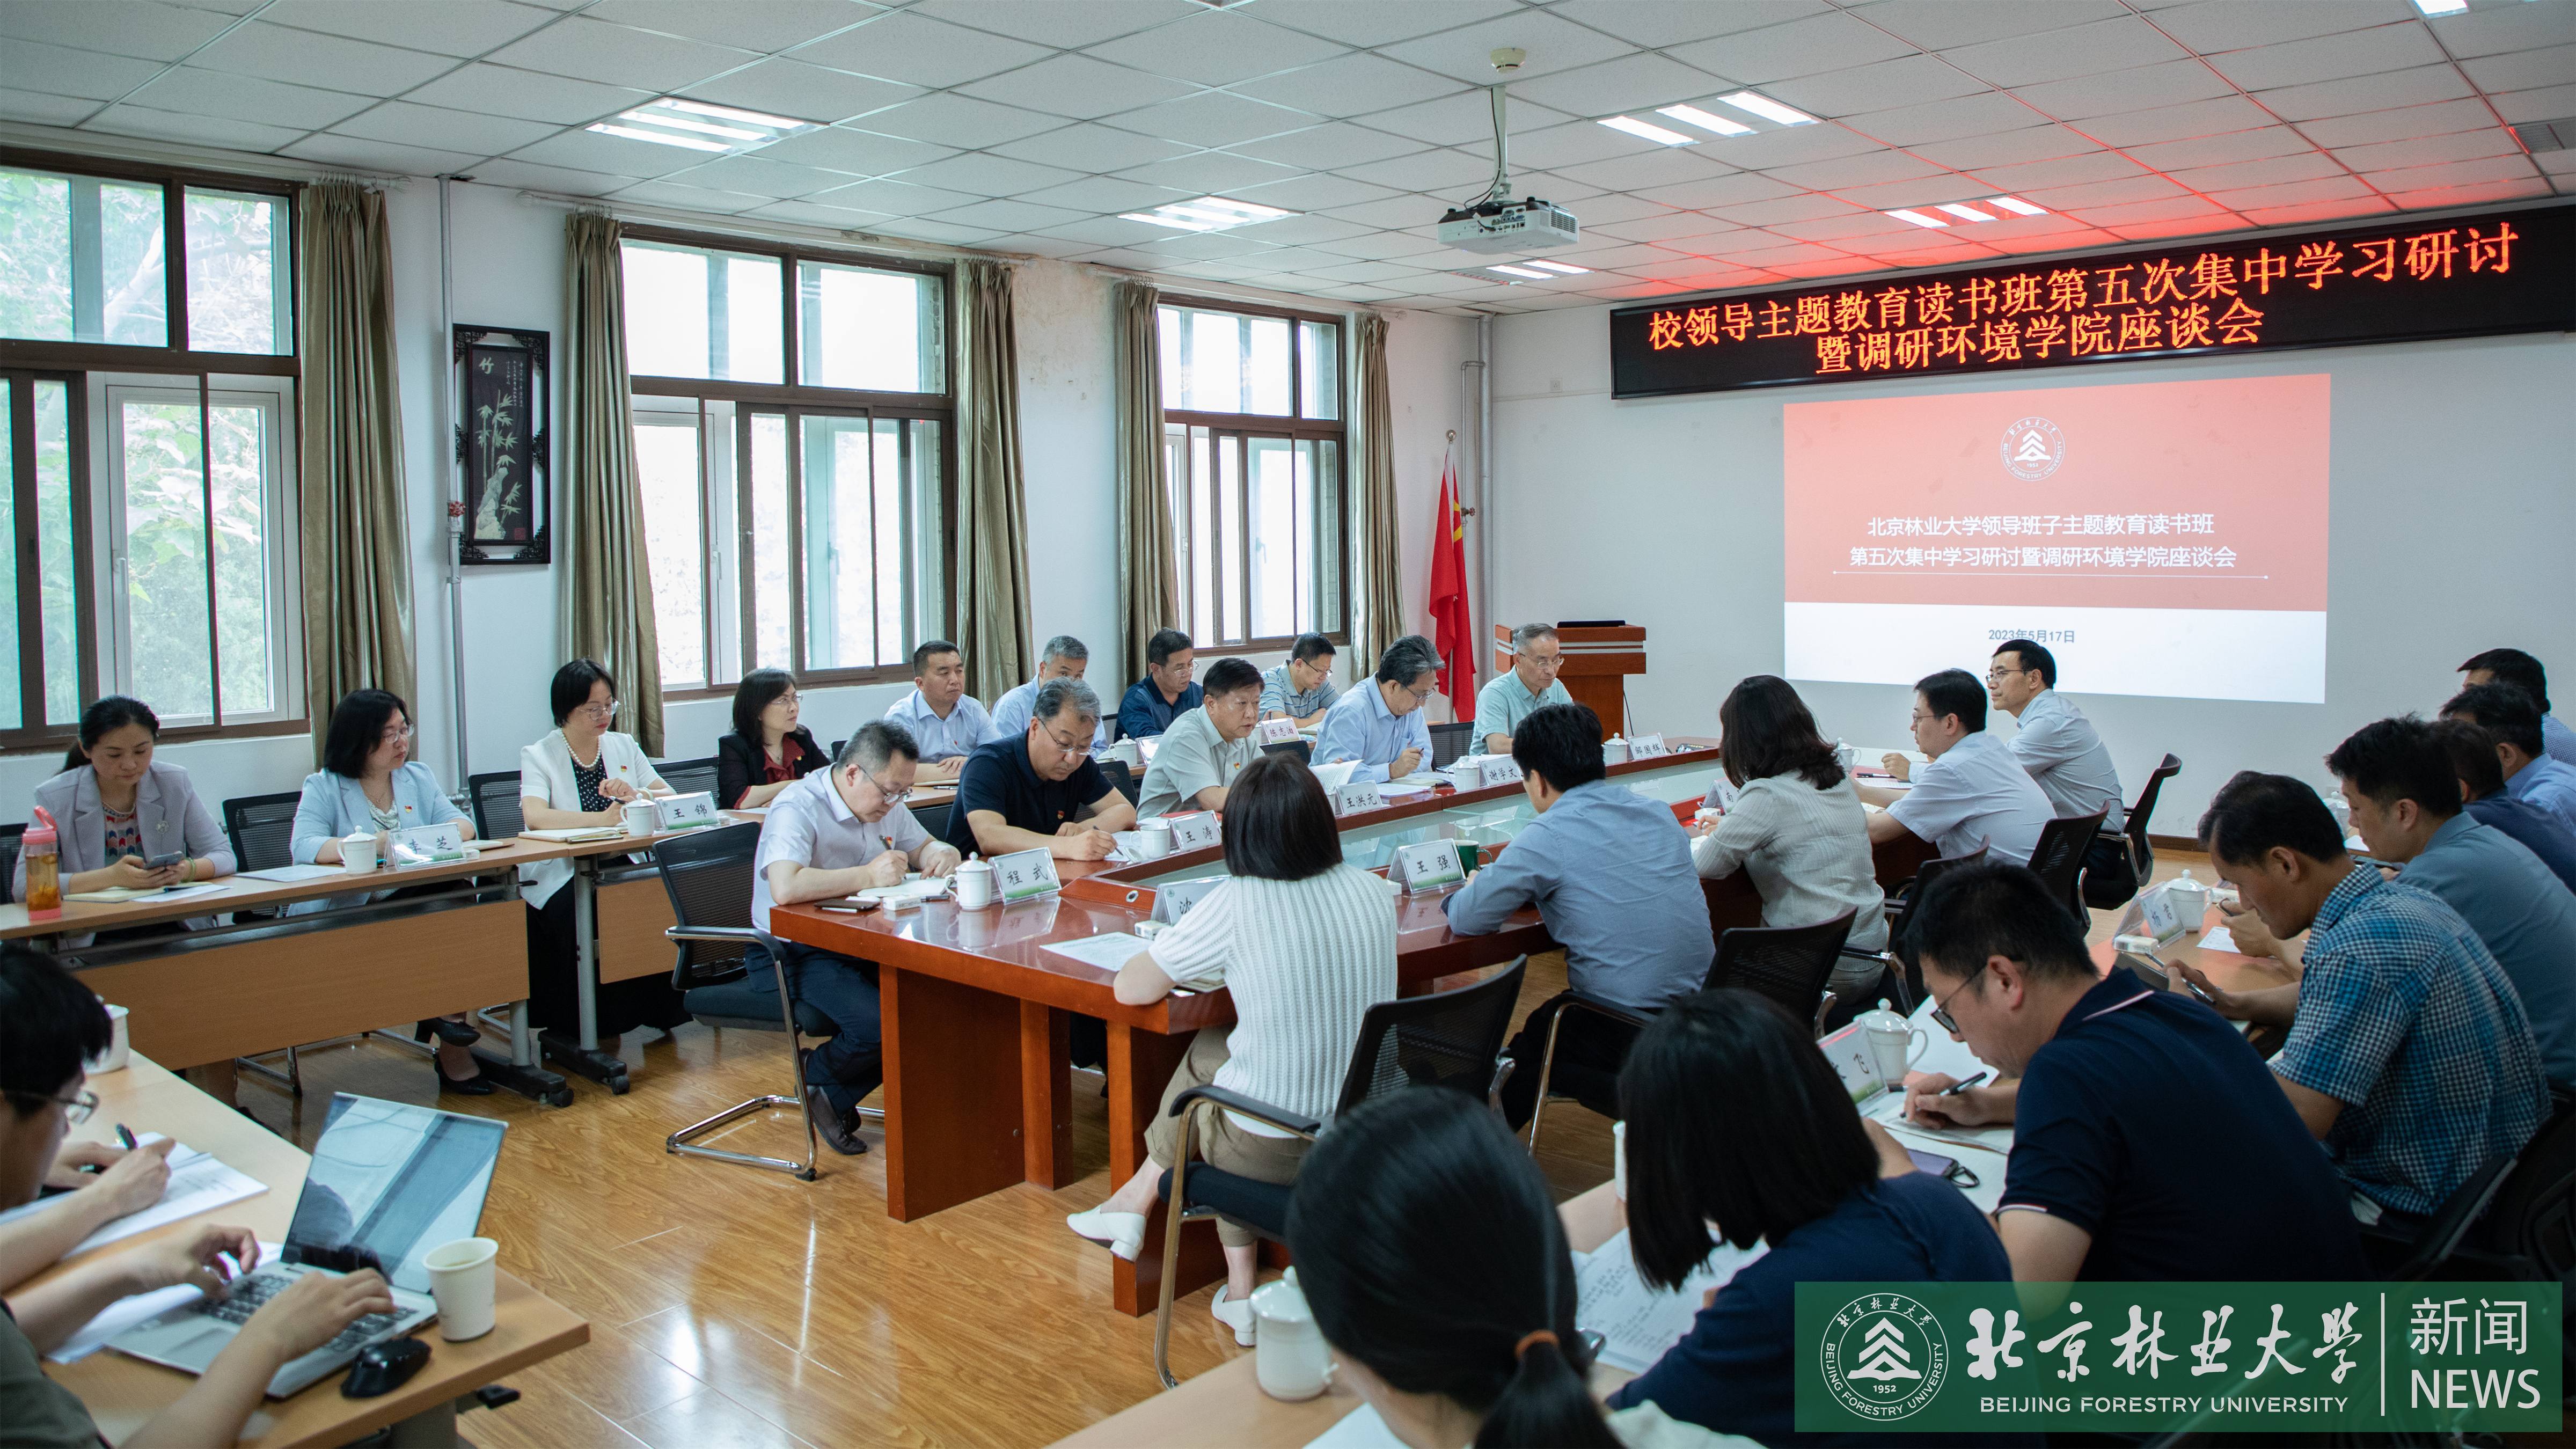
[1524,653,1564,671]
[864,770,913,805]
[1928,958,1993,1035]
[1039,724,1095,759]
[8,1088,98,1124]
[581,699,619,719]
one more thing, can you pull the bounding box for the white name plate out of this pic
[1389,839,1466,895]
[1335,780,1385,817]
[992,846,1062,903]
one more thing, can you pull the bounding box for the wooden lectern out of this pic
[1495,623,1645,740]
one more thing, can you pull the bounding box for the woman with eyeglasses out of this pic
[518,659,688,1044]
[289,689,488,1093]
[14,697,234,928]
[716,669,825,810]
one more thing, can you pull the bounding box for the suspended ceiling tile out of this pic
[2426,2,2576,61]
[1084,9,1348,87]
[2096,213,2250,242]
[185,20,455,94]
[986,233,1116,259]
[2374,175,2554,211]
[680,59,921,126]
[2056,193,2233,226]
[127,67,376,129]
[1828,174,2001,208]
[279,133,486,173]
[2011,172,2190,209]
[787,12,1052,90]
[866,217,1008,246]
[1941,18,2191,89]
[1550,190,1701,225]
[2229,195,2396,230]
[2197,174,2378,210]
[402,63,655,125]
[1584,209,1744,244]
[1226,211,1378,245]
[741,197,900,226]
[1857,0,2127,53]
[2011,58,2236,121]
[885,151,1086,199]
[0,40,165,101]
[1230,50,1469,119]
[1549,0,1827,48]
[1686,122,1886,169]
[1709,192,1870,225]
[1763,208,1927,242]
[2118,124,2319,173]
[2251,64,2475,123]
[452,156,635,195]
[1768,55,1995,118]
[955,54,1197,122]
[2296,97,2499,149]
[1225,171,1406,212]
[2330,128,2524,175]
[1374,10,1634,89]
[1626,170,1808,210]
[850,93,1064,149]
[747,124,955,177]
[1345,88,1574,148]
[486,18,759,93]
[2147,0,2416,54]
[2206,25,2447,92]
[1503,120,1657,171]
[1026,214,1179,246]
[804,175,984,217]
[924,197,1094,233]
[1510,53,1740,119]
[912,0,1197,50]
[2460,43,2576,95]
[2491,82,2576,123]
[510,126,708,177]
[1302,229,1451,261]
[1291,258,1426,284]
[1665,12,1918,86]
[0,0,233,60]
[1544,145,1736,194]
[1967,149,2146,193]
[607,178,784,212]
[2354,152,2543,193]
[582,0,881,53]
[1248,0,1520,51]
[1908,125,2102,170]
[1227,122,1431,172]
[0,90,100,124]
[1108,149,1308,195]
[2076,96,2277,148]
[331,99,561,156]
[1842,92,2051,147]
[2160,149,2346,193]
[1760,148,1952,190]
[1333,146,1499,194]
[987,121,1192,172]
[1102,89,1316,147]
[87,104,310,151]
[256,1,559,58]
[1014,175,1192,214]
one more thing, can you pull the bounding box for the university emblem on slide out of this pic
[2002,416,2066,481]
[1820,1293,1950,1420]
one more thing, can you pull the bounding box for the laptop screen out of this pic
[284,1094,507,1293]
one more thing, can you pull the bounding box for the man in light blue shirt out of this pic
[2445,684,2576,837]
[1313,635,1440,785]
[1474,623,1574,755]
[2459,648,2576,767]
[1258,633,1339,726]
[986,634,1108,751]
[1862,668,2056,864]
[1444,701,1714,1129]
[2329,716,2576,1090]
[1990,639,2131,903]
[882,639,991,782]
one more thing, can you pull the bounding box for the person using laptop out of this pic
[0,948,393,1448]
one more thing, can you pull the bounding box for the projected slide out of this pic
[1783,374,2329,704]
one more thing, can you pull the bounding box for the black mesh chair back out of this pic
[2030,809,2109,920]
[1708,911,1859,1037]
[1334,956,1528,1115]
[2124,753,2182,879]
[658,755,722,801]
[468,771,525,840]
[0,821,22,897]
[1888,843,1988,1001]
[222,792,304,873]
[1428,721,1473,769]
[1262,739,1312,765]
[2461,1092,2576,1279]
[910,799,952,843]
[652,822,763,987]
[1100,759,1141,806]
[828,739,846,759]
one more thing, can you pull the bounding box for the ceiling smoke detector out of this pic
[1491,48,1525,73]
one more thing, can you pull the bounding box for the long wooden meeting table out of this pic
[33,1053,590,1447]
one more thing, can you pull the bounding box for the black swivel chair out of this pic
[222,791,303,875]
[2114,753,2184,891]
[467,771,525,841]
[910,799,952,842]
[1428,721,1474,769]
[1099,759,1142,806]
[2029,809,2110,923]
[654,822,863,1181]
[658,755,722,800]
[0,822,21,901]
[1261,739,1313,765]
[1524,912,1858,1153]
[2447,1091,2576,1283]
[1151,957,1528,1386]
[1884,841,1989,1007]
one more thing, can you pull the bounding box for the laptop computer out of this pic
[108,1093,508,1397]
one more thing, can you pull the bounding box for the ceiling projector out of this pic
[1442,60,1578,255]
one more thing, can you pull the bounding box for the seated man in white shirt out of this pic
[751,722,962,1155]
[1860,668,2055,865]
[1138,657,1264,819]
[881,640,991,782]
[1988,639,2132,904]
[1313,635,1441,786]
[985,634,1108,752]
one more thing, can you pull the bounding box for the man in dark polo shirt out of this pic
[1902,860,2367,1283]
[943,676,1137,860]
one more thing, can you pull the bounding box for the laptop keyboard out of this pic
[191,1268,405,1352]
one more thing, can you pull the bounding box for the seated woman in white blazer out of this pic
[290,688,489,1095]
[518,658,691,1044]
[14,697,234,935]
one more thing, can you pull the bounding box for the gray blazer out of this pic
[14,760,237,908]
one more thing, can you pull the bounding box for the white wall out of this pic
[1485,305,2576,835]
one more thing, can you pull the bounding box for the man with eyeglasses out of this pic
[1984,640,2132,904]
[1138,657,1264,819]
[1859,668,2054,866]
[1474,623,1572,756]
[1314,635,1443,785]
[944,677,1138,862]
[752,722,963,1155]
[1897,861,2366,1284]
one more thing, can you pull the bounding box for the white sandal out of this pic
[1210,1285,1256,1346]
[1065,1208,1147,1261]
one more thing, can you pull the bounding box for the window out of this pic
[621,230,952,697]
[1158,302,1345,649]
[0,150,300,751]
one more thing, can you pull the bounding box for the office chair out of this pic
[221,792,303,874]
[1261,739,1312,765]
[2379,1154,2518,1283]
[1428,721,1474,769]
[1151,957,1528,1387]
[2450,1090,2576,1282]
[0,822,20,902]
[2117,753,2184,887]
[467,771,525,841]
[655,822,870,1180]
[2029,809,2110,922]
[1524,912,1857,1153]
[910,799,952,842]
[1884,841,1989,1007]
[1100,759,1142,806]
[657,755,722,800]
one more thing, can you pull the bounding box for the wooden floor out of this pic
[223,855,2217,1447]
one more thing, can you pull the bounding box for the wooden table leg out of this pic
[1107,1022,1224,1316]
[1020,1000,1073,1188]
[880,965,1026,1222]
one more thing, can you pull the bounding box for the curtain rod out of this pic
[512,187,1024,267]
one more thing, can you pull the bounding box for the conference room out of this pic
[4,0,2573,1444]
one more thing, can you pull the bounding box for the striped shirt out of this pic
[1692,773,1889,952]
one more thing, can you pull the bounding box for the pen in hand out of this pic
[117,1124,139,1151]
[1940,1071,1990,1096]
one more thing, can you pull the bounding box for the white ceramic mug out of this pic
[1135,820,1174,859]
[424,1236,499,1341]
[623,800,659,838]
[1252,1272,1332,1401]
[953,858,997,910]
[340,831,378,875]
[86,1004,130,1074]
[1865,1020,1929,1089]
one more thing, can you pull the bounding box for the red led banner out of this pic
[1609,204,2573,398]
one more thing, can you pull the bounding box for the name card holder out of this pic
[1167,812,1221,851]
[656,791,720,831]
[1255,718,1300,746]
[1151,874,1227,925]
[1388,839,1467,895]
[1628,733,1668,760]
[386,821,469,869]
[1335,780,1385,817]
[992,846,1062,904]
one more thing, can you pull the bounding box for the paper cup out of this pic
[86,1004,130,1074]
[424,1236,499,1341]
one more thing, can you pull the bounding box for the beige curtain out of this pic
[1115,280,1177,685]
[560,211,664,754]
[1354,312,1403,672]
[953,261,1032,704]
[298,181,415,762]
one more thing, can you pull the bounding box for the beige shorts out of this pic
[1143,1028,1312,1248]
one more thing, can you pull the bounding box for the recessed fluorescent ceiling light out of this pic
[1887,209,1950,228]
[1599,115,1696,145]
[1988,196,2048,216]
[1119,195,1295,232]
[1656,104,1753,137]
[1718,91,1817,127]
[2411,0,2467,14]
[1489,264,1553,279]
[589,97,816,153]
[1526,260,1590,274]
[1936,203,1997,222]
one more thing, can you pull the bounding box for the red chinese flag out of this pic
[1426,450,1470,713]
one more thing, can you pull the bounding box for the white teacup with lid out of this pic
[2167,869,2211,926]
[953,854,997,909]
[1252,1269,1332,1401]
[1858,998,1927,1092]
[340,831,379,875]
